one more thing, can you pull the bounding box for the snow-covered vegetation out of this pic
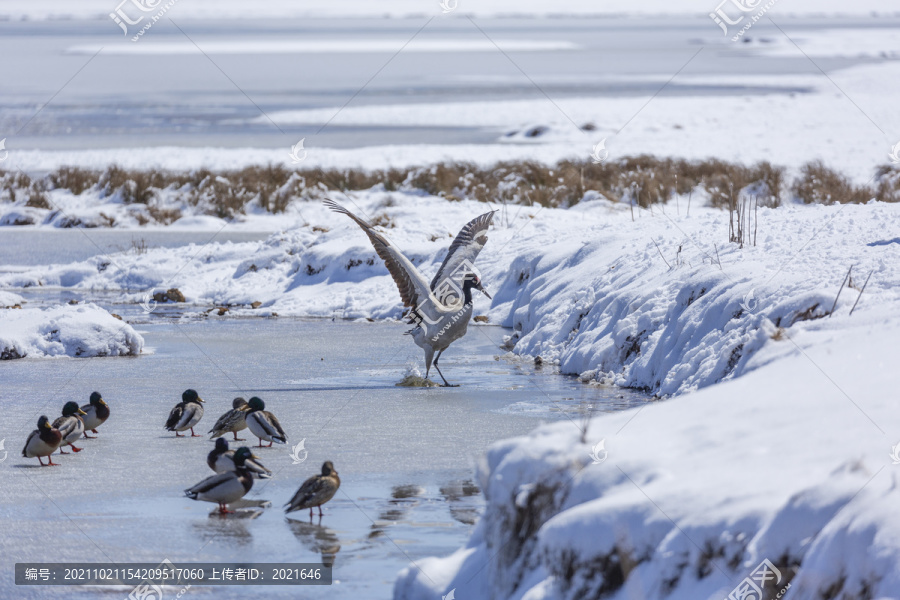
[1,159,897,229]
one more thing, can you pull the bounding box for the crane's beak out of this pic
[476,281,492,299]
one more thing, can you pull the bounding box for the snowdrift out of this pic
[0,303,144,359]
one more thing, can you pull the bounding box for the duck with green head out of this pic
[52,401,87,454]
[207,438,272,479]
[22,416,63,466]
[285,461,341,518]
[165,389,205,437]
[80,391,109,438]
[245,397,287,448]
[185,446,256,513]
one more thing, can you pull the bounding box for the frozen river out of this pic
[0,15,886,153]
[0,311,647,600]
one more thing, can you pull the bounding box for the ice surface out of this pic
[0,318,644,600]
[2,18,899,180]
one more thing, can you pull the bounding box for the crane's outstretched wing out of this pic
[430,210,495,291]
[324,199,433,308]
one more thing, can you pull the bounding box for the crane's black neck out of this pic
[461,278,478,306]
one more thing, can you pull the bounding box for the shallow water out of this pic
[0,316,647,599]
[0,229,271,266]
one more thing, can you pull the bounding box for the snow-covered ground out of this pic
[0,302,144,359]
[2,190,898,396]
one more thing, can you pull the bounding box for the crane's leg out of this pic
[423,345,435,382]
[433,349,458,387]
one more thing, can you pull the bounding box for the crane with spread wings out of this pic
[325,200,495,386]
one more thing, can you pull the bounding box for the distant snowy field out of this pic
[5,0,899,19]
[7,59,900,182]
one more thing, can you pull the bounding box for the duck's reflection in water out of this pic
[369,484,426,540]
[439,480,481,526]
[191,508,264,546]
[287,516,341,567]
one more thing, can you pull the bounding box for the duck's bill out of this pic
[77,408,87,415]
[197,397,205,403]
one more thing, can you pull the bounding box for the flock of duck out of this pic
[22,390,340,516]
[20,204,496,520]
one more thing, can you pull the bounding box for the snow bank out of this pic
[0,291,23,308]
[394,321,900,600]
[3,191,897,395]
[0,303,144,359]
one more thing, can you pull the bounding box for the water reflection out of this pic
[439,480,481,526]
[368,484,425,540]
[287,517,341,567]
[191,509,264,546]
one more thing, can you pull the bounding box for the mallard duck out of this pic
[207,438,272,479]
[185,446,256,513]
[22,416,63,466]
[80,391,109,438]
[285,461,340,517]
[245,397,287,447]
[165,389,205,437]
[52,401,87,454]
[208,397,249,441]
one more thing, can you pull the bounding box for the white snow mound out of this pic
[0,303,144,359]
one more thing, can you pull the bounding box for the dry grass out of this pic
[792,160,875,205]
[49,166,96,196]
[1,159,896,225]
